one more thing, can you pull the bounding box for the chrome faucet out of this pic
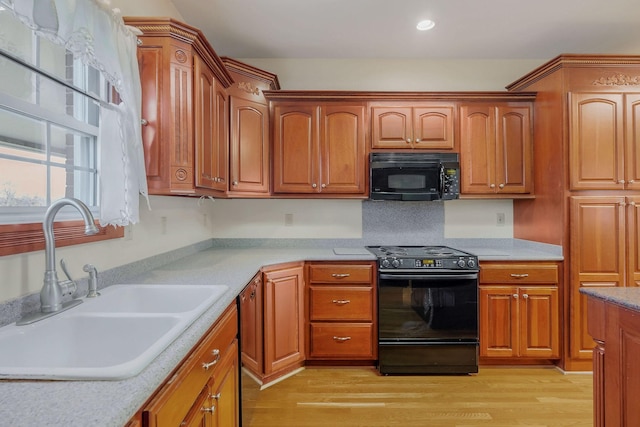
[17,198,99,325]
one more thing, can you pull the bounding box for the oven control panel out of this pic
[379,256,477,270]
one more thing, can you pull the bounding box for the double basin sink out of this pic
[0,284,229,380]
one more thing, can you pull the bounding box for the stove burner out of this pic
[377,246,458,257]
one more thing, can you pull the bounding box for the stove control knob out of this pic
[467,259,476,268]
[457,259,466,268]
[381,258,391,268]
[391,258,401,268]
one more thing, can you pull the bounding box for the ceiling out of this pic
[170,0,640,60]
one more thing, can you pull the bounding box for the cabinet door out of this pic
[460,105,496,194]
[569,93,624,190]
[626,94,640,190]
[181,386,213,427]
[272,104,318,193]
[211,341,239,427]
[194,54,227,192]
[239,274,263,376]
[413,106,455,150]
[519,287,560,358]
[229,97,269,194]
[628,196,640,287]
[479,286,517,357]
[319,105,366,194]
[371,107,412,148]
[570,196,626,361]
[263,265,305,375]
[495,105,532,193]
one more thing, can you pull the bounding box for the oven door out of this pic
[378,272,478,343]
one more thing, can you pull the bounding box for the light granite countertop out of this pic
[0,240,562,426]
[580,287,640,312]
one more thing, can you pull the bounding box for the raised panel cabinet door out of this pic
[569,196,626,361]
[272,104,318,193]
[519,287,560,358]
[495,105,532,194]
[413,106,455,150]
[212,85,228,192]
[479,286,518,357]
[371,107,413,148]
[628,196,640,287]
[229,97,269,194]
[319,105,366,194]
[626,93,640,190]
[460,105,496,194]
[263,265,305,375]
[239,275,263,376]
[194,54,216,190]
[569,93,624,190]
[211,341,239,427]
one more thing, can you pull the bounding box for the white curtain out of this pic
[2,0,148,227]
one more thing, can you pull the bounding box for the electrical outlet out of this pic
[284,213,294,226]
[496,212,505,226]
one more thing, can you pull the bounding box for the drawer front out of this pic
[308,264,373,284]
[145,303,238,427]
[309,286,373,321]
[309,323,374,359]
[480,264,558,284]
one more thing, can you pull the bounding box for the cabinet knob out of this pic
[406,138,412,143]
[630,202,637,206]
[490,184,496,189]
[630,180,635,184]
[619,180,626,184]
[321,183,326,189]
[232,181,238,186]
[312,183,317,188]
[513,294,519,299]
[499,183,505,189]
[140,119,148,126]
[523,293,529,299]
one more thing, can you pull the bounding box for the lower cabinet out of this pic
[479,262,560,360]
[141,302,239,427]
[306,262,377,361]
[239,263,306,385]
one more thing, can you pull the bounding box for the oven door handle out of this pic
[379,273,478,281]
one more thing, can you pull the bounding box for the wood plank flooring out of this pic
[241,367,592,427]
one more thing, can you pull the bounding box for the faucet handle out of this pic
[58,258,78,297]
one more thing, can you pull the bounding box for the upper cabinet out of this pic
[569,92,640,191]
[222,58,280,197]
[459,102,533,196]
[268,96,367,197]
[124,17,233,196]
[371,103,456,150]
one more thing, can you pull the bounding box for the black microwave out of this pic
[369,152,460,201]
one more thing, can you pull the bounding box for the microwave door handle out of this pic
[439,164,445,196]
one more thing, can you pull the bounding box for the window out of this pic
[0,8,123,255]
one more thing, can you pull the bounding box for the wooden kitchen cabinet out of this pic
[222,58,280,196]
[240,263,306,385]
[271,102,367,196]
[370,103,456,150]
[142,302,238,427]
[568,196,640,362]
[459,103,533,196]
[124,18,233,196]
[307,262,377,361]
[479,262,560,360]
[569,92,640,191]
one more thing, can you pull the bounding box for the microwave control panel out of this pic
[441,166,460,199]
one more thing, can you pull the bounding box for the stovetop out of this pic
[366,245,478,271]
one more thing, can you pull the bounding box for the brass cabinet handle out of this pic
[332,299,351,305]
[510,273,529,278]
[331,273,350,278]
[202,349,221,370]
[333,336,351,342]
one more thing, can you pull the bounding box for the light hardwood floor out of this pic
[241,367,592,427]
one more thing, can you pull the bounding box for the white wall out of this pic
[0,0,543,302]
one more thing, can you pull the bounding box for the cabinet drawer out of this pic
[308,264,373,283]
[309,323,374,359]
[480,264,558,284]
[144,303,238,427]
[309,286,373,321]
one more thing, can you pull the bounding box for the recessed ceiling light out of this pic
[416,19,435,31]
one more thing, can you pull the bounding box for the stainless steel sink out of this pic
[0,284,229,380]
